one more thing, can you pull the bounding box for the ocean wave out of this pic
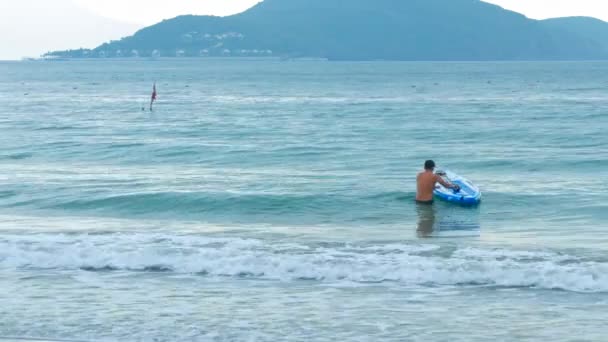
[0,191,17,199]
[1,152,34,160]
[42,191,342,215]
[206,94,608,105]
[0,234,605,293]
[2,189,415,220]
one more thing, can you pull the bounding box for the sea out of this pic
[0,59,606,342]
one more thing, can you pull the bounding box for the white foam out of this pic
[0,233,606,293]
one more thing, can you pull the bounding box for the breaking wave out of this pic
[0,233,606,293]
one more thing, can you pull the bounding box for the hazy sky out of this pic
[1,0,607,60]
[71,0,608,25]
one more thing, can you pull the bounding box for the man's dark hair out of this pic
[424,160,436,170]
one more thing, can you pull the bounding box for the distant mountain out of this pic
[540,16,608,52]
[47,0,608,61]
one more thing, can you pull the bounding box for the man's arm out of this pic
[435,175,459,190]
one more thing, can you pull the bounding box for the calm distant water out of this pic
[0,59,607,341]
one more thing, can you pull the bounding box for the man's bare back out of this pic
[416,160,458,203]
[416,171,440,202]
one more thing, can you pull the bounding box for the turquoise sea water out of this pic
[0,60,607,341]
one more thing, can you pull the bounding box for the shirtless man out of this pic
[416,160,459,204]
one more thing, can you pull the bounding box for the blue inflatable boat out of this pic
[434,169,482,205]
